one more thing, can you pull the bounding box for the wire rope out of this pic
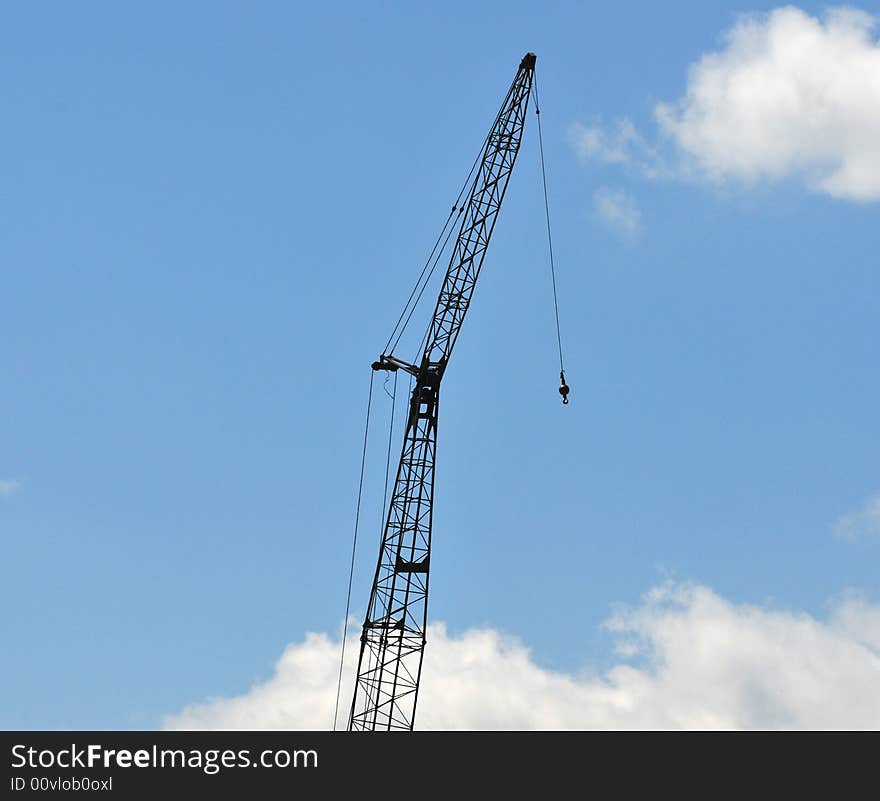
[532,72,570,404]
[333,370,375,730]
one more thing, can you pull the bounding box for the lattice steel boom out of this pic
[348,53,536,732]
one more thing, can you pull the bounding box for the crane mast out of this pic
[348,53,537,731]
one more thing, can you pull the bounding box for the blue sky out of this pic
[2,2,879,729]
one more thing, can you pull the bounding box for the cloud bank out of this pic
[164,582,880,730]
[574,6,880,200]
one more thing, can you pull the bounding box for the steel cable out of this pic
[333,370,375,730]
[532,73,567,379]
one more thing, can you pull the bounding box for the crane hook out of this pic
[558,371,570,405]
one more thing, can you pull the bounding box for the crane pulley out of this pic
[341,52,567,732]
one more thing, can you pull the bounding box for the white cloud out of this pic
[570,120,668,179]
[593,187,642,240]
[164,582,880,730]
[571,119,640,165]
[834,493,880,542]
[574,6,880,201]
[0,480,21,497]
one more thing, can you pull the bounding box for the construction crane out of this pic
[345,52,566,731]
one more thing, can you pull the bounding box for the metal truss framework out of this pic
[348,53,536,731]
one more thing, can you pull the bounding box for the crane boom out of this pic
[348,53,536,732]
